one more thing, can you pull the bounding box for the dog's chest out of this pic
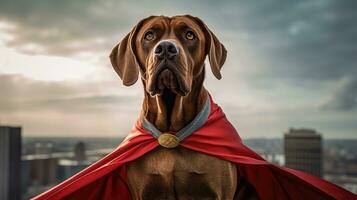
[126,146,237,200]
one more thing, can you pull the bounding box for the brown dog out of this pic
[110,15,258,200]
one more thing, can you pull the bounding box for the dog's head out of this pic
[110,15,226,96]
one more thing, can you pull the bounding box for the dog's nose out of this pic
[154,40,178,60]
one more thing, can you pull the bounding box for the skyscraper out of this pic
[284,128,323,178]
[73,142,87,162]
[0,126,22,200]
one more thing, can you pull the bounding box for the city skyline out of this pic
[19,130,357,196]
[0,0,356,138]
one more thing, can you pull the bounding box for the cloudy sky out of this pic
[0,0,356,138]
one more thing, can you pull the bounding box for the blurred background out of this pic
[0,0,356,199]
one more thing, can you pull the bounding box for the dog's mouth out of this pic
[147,63,190,96]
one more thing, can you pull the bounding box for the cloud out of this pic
[1,0,356,83]
[0,74,142,136]
[0,74,141,113]
[0,0,165,56]
[322,77,357,111]
[0,45,111,81]
[226,0,357,82]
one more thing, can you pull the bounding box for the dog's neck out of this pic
[141,71,207,132]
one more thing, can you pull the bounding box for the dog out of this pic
[110,15,258,200]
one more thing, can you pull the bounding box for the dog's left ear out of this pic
[110,17,153,86]
[191,16,227,80]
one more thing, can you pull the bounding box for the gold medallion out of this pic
[158,133,180,148]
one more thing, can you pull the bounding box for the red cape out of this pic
[33,96,356,200]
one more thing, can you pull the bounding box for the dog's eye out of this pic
[144,31,155,41]
[185,31,195,40]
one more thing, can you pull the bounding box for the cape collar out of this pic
[140,95,211,146]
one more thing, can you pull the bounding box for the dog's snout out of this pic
[154,41,178,60]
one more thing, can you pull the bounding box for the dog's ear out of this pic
[110,17,152,86]
[191,16,227,80]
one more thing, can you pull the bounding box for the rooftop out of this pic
[285,128,321,138]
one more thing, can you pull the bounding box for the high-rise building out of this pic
[284,128,323,177]
[73,142,87,162]
[22,155,58,186]
[0,126,22,200]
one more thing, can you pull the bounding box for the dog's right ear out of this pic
[110,17,153,86]
[110,31,139,86]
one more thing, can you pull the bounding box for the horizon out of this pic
[20,132,357,140]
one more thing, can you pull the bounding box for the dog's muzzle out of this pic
[148,40,189,96]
